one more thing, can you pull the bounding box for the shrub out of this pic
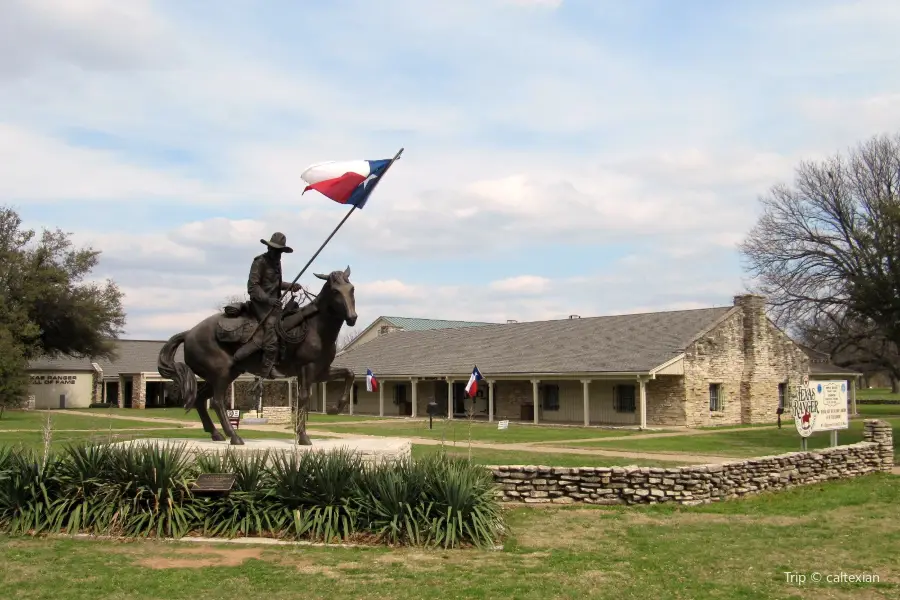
[0,443,506,548]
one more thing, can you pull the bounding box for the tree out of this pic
[0,327,28,418]
[217,294,248,311]
[0,205,125,360]
[338,327,360,352]
[739,132,900,381]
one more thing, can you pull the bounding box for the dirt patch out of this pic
[138,545,265,569]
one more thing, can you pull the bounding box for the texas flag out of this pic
[366,368,379,393]
[464,365,484,398]
[301,159,393,209]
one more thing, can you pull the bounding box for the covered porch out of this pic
[320,371,683,428]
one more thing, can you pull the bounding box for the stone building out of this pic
[329,295,861,427]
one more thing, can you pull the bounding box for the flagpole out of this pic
[250,146,404,383]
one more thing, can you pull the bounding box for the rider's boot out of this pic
[263,344,287,379]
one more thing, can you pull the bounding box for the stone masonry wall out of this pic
[646,376,686,426]
[683,310,745,427]
[494,381,533,420]
[491,420,893,505]
[735,295,810,424]
[131,374,146,409]
[259,406,292,425]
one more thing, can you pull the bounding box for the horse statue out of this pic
[157,267,357,445]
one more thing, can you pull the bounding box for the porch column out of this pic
[638,376,648,429]
[581,379,591,426]
[229,382,235,410]
[447,379,454,419]
[117,375,125,408]
[287,378,293,411]
[488,380,495,423]
[850,377,858,415]
[379,380,385,417]
[321,382,327,414]
[349,383,355,415]
[411,378,418,418]
[531,379,540,424]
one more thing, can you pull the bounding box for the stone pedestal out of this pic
[109,436,411,465]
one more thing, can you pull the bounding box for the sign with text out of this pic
[226,410,240,429]
[790,380,848,438]
[29,374,78,385]
[497,420,509,430]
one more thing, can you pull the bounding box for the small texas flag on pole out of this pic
[465,366,484,398]
[301,157,396,209]
[366,368,379,393]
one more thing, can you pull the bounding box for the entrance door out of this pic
[395,384,411,416]
[435,382,448,416]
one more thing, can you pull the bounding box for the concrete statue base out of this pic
[109,436,411,465]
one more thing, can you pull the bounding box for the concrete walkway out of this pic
[44,410,740,464]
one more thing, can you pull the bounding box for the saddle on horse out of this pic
[219,300,316,367]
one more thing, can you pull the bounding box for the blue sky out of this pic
[2,0,899,339]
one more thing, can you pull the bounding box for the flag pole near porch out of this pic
[251,147,404,385]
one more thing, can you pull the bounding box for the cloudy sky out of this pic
[4,0,900,340]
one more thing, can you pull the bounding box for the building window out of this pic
[709,384,723,412]
[542,384,560,411]
[614,384,636,413]
[778,383,786,410]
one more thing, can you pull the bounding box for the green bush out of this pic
[0,442,506,548]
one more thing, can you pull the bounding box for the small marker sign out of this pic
[226,410,240,429]
[497,419,510,430]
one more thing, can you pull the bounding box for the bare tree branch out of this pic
[740,131,900,377]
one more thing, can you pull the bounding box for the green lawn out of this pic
[857,387,900,401]
[556,417,900,459]
[2,474,897,599]
[857,403,900,417]
[311,419,652,444]
[0,410,184,431]
[74,407,388,424]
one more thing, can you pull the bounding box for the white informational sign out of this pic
[811,380,849,432]
[226,410,241,429]
[497,419,510,430]
[791,380,849,438]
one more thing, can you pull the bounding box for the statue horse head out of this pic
[313,265,357,327]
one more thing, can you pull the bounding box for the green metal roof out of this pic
[381,316,495,332]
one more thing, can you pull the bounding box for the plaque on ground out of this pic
[192,473,236,496]
[226,409,240,429]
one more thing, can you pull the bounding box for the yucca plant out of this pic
[0,446,67,535]
[265,448,362,542]
[53,443,121,534]
[198,450,283,538]
[355,458,429,545]
[419,453,506,549]
[106,441,201,538]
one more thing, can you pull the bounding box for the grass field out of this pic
[858,387,900,401]
[0,410,185,431]
[308,419,655,444]
[556,417,900,459]
[2,473,897,599]
[75,407,387,424]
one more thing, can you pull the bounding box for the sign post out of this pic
[226,409,241,429]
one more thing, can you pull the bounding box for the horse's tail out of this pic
[157,331,198,411]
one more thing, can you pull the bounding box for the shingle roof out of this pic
[381,316,496,331]
[809,362,860,376]
[333,306,735,377]
[27,340,181,378]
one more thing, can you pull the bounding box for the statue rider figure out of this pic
[233,232,301,378]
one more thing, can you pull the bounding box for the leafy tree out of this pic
[739,132,900,381]
[0,205,125,360]
[0,327,28,418]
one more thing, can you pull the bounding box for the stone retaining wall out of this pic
[261,406,293,425]
[490,419,894,506]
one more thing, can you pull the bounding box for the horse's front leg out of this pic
[325,367,355,415]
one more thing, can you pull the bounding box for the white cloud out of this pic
[490,276,552,295]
